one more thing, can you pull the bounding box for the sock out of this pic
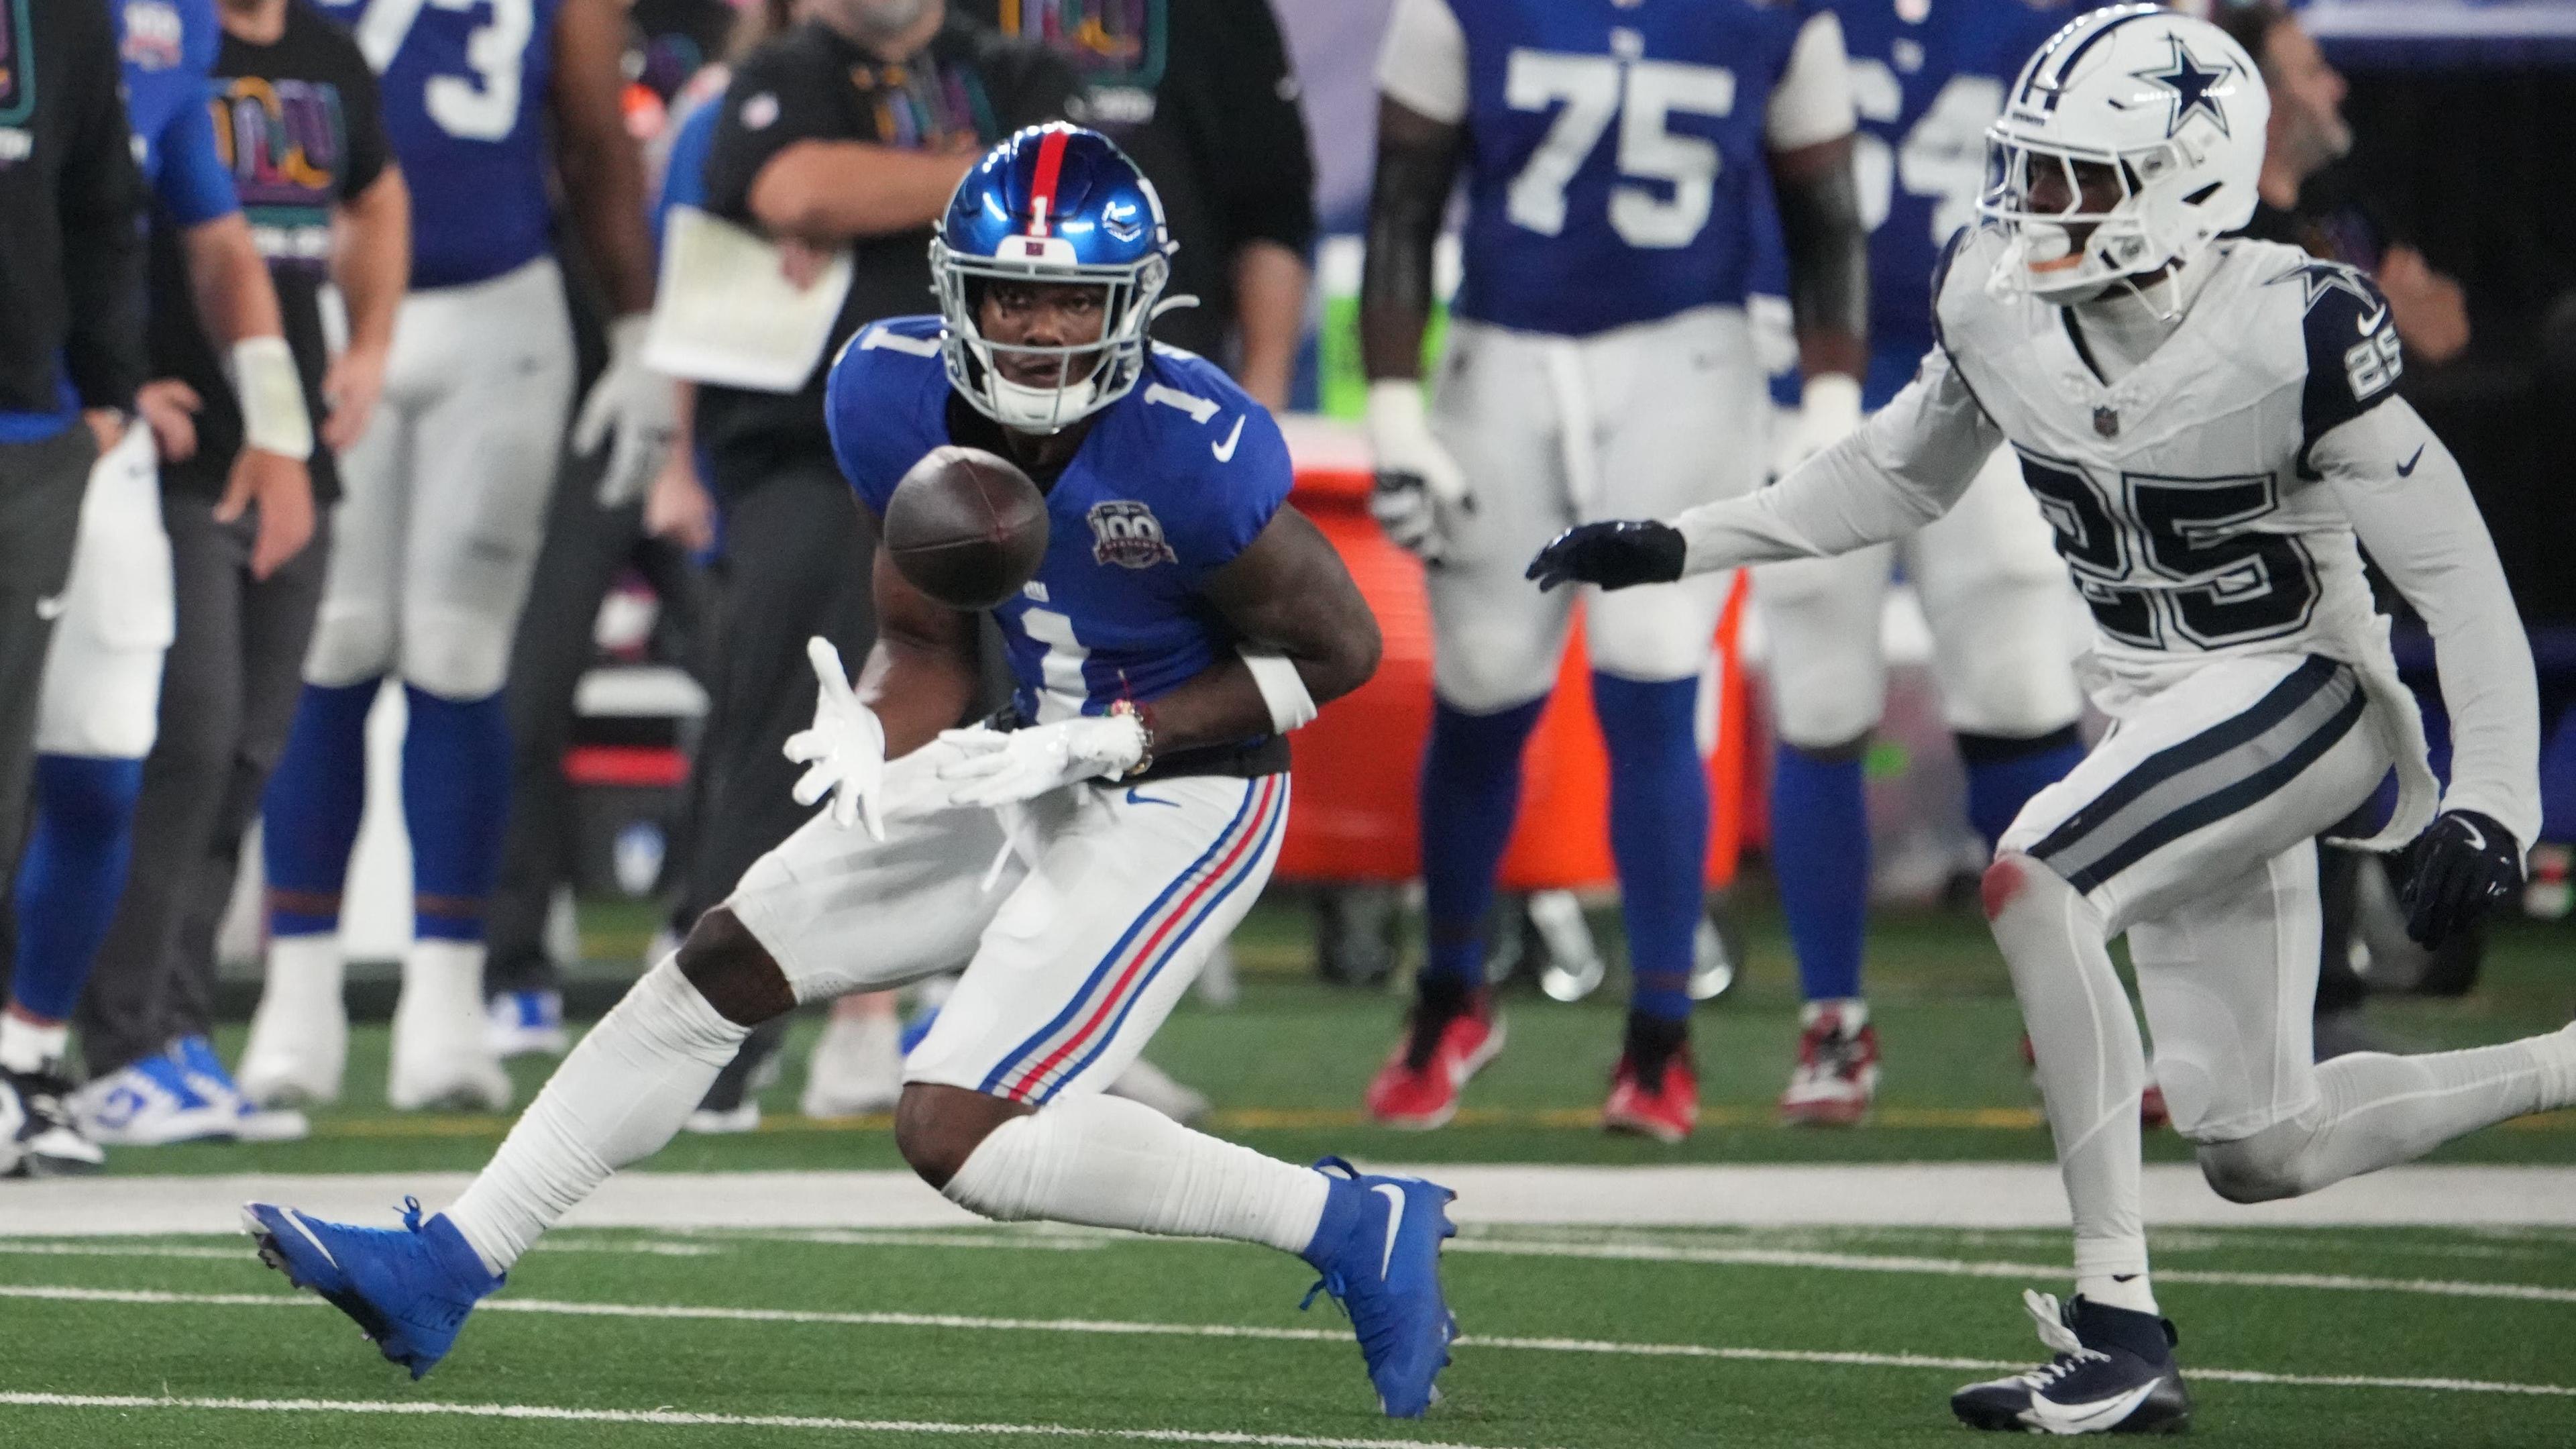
[2078,1271,2161,1316]
[1959,726,2086,853]
[444,960,748,1274]
[941,1091,1330,1257]
[1417,696,1548,989]
[263,680,379,935]
[1593,674,1707,1022]
[402,686,512,941]
[7,755,146,1022]
[1770,743,1868,1004]
[1983,854,2150,1287]
[2202,1026,2576,1203]
[261,934,344,1015]
[0,1012,72,1075]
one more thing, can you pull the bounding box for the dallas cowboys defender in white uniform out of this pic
[238,0,667,1114]
[1534,7,2576,1432]
[247,126,1462,1421]
[1360,0,1869,1139]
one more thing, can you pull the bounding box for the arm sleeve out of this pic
[1674,343,1999,574]
[702,44,848,219]
[1765,9,1857,152]
[2314,398,2541,848]
[57,2,150,412]
[1199,0,1316,257]
[156,86,244,227]
[1376,0,1467,125]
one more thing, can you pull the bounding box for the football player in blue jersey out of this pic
[248,125,1462,1419]
[237,0,670,1114]
[3,0,317,1171]
[1358,0,1870,1140]
[1762,0,2106,1127]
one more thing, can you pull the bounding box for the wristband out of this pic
[228,335,313,461]
[1240,649,1317,735]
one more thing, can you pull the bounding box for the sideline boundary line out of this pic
[4,1283,2569,1399]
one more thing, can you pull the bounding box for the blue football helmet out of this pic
[931,123,1175,433]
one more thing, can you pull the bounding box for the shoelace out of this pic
[2010,1290,2109,1389]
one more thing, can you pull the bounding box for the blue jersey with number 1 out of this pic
[1449,0,1821,337]
[318,0,561,288]
[826,318,1293,726]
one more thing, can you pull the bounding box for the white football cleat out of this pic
[388,943,513,1113]
[800,1009,902,1118]
[683,1102,761,1134]
[235,962,351,1109]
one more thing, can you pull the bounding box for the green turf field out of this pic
[6,896,2575,1444]
[6,1220,2576,1446]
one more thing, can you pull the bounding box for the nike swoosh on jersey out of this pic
[34,594,65,621]
[1124,787,1179,808]
[2358,305,2389,335]
[1373,1183,1406,1279]
[1211,415,1246,463]
[2021,1379,2161,1433]
[2396,445,2424,477]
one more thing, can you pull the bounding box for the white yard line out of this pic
[3,1283,2569,1400]
[0,1392,1547,1449]
[14,1164,2576,1236]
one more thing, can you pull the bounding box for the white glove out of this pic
[935,713,1148,810]
[782,637,888,839]
[1769,372,1865,481]
[1365,379,1473,564]
[576,313,682,508]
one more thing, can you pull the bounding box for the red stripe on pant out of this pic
[1000,776,1281,1103]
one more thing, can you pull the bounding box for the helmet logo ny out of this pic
[2129,38,2237,138]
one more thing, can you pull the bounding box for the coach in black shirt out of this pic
[960,0,1315,409]
[677,0,1075,926]
[0,0,150,889]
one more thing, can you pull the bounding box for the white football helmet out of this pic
[1978,4,2268,304]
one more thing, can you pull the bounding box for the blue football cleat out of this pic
[243,1197,503,1379]
[1299,1157,1458,1417]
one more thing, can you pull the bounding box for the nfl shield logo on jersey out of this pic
[2092,407,2121,439]
[1088,500,1177,570]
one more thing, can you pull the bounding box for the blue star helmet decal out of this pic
[2131,36,2237,138]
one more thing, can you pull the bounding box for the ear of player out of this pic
[2399,808,2524,947]
[1525,520,1688,592]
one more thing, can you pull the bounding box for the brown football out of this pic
[882,445,1050,610]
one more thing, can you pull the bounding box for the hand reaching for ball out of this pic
[784,637,888,838]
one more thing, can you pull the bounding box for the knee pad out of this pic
[934,1110,1046,1221]
[36,645,166,757]
[1766,643,1885,749]
[305,600,398,688]
[1927,586,2084,739]
[2195,1114,2324,1204]
[400,601,517,700]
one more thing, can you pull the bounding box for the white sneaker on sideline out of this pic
[800,1011,902,1118]
[486,989,570,1059]
[74,1057,239,1147]
[171,1036,308,1142]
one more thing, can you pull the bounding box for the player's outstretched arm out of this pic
[2314,398,2540,941]
[1529,346,1998,591]
[856,548,985,759]
[1152,506,1384,751]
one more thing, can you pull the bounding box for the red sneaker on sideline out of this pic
[1364,998,1504,1130]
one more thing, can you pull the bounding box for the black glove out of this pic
[2399,808,2522,947]
[1525,521,1687,592]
